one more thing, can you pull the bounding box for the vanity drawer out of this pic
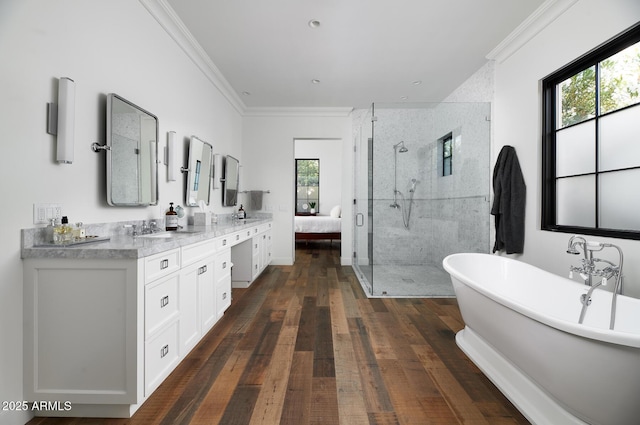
[258,223,271,233]
[216,249,232,275]
[231,230,249,245]
[144,320,179,396]
[182,240,215,267]
[215,235,231,250]
[145,273,180,339]
[144,248,180,283]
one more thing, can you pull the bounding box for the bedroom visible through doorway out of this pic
[293,139,343,259]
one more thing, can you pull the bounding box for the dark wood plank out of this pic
[279,351,313,425]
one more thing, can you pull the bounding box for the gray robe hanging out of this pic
[491,145,526,254]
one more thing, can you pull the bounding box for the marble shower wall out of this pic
[372,102,491,267]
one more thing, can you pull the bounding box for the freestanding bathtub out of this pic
[443,253,640,425]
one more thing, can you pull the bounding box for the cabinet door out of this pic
[197,257,217,334]
[216,249,232,318]
[252,236,261,280]
[145,320,179,396]
[179,264,200,355]
[145,273,180,339]
[263,229,272,267]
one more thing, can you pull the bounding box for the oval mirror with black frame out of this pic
[105,93,158,206]
[222,155,239,207]
[185,135,213,206]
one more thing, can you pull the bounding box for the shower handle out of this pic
[356,213,364,227]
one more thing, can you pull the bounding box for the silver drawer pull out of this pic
[198,265,207,275]
[160,295,169,308]
[160,259,169,270]
[160,344,169,358]
[236,234,240,240]
[222,239,227,246]
[254,228,258,233]
[222,261,227,269]
[222,292,227,300]
[247,230,251,236]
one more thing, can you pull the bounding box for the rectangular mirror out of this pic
[106,94,158,206]
[185,136,213,206]
[222,155,239,206]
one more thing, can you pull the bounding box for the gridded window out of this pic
[296,159,319,213]
[442,133,453,176]
[542,23,640,239]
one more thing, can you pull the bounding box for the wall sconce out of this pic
[46,77,75,164]
[212,154,222,189]
[165,131,177,181]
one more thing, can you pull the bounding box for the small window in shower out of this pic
[441,133,453,176]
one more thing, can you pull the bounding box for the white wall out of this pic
[493,0,640,296]
[242,113,353,266]
[295,139,343,214]
[0,1,242,423]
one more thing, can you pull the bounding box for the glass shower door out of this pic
[352,105,374,295]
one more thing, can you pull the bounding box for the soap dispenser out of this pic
[166,202,178,231]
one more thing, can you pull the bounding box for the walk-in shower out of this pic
[353,102,491,297]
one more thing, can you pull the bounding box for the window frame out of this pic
[441,133,453,177]
[295,158,320,214]
[541,22,640,240]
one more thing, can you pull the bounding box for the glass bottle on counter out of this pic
[53,216,73,244]
[166,202,178,231]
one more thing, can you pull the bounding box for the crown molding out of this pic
[243,107,354,118]
[486,0,579,63]
[139,0,246,114]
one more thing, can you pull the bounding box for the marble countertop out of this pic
[21,218,272,260]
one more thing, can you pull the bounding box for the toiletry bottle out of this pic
[72,222,85,240]
[238,204,245,219]
[45,218,56,244]
[60,216,73,243]
[52,218,63,244]
[166,202,178,231]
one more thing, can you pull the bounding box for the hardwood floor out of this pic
[28,241,529,425]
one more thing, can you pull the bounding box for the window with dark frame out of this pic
[295,159,319,214]
[542,23,640,239]
[442,133,453,176]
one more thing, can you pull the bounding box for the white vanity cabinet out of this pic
[22,219,271,418]
[231,222,273,288]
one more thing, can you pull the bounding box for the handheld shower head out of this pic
[409,178,418,192]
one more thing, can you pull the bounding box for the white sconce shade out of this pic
[166,131,177,181]
[47,77,75,164]
[212,154,222,189]
[56,77,75,163]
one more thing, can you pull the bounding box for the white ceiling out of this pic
[165,0,546,109]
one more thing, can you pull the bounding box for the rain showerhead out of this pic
[393,141,408,153]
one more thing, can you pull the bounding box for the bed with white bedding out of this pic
[294,213,341,242]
